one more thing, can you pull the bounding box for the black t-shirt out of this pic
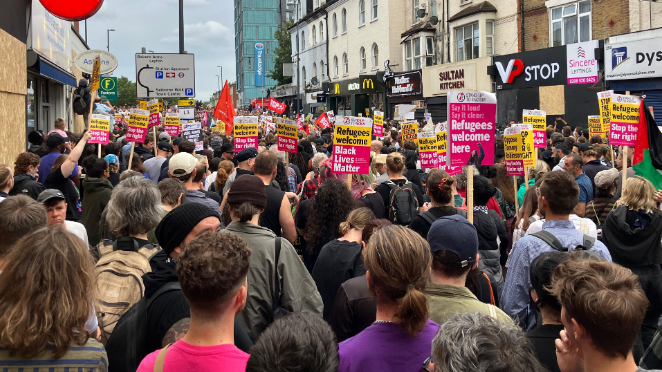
[294,199,310,257]
[44,167,82,222]
[409,206,465,239]
[527,324,564,372]
[374,178,424,216]
[260,185,285,237]
[359,192,385,219]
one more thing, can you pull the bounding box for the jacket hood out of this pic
[83,177,113,193]
[404,150,418,169]
[13,173,36,187]
[134,146,153,155]
[603,206,662,266]
[143,250,179,298]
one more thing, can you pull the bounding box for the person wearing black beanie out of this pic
[154,202,221,257]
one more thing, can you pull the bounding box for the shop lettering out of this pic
[524,63,560,81]
[636,51,662,66]
[348,83,360,91]
[438,69,465,90]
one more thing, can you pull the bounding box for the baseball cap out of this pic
[104,154,119,166]
[578,143,591,153]
[159,132,171,141]
[221,143,235,154]
[172,137,185,146]
[316,137,325,145]
[169,152,197,176]
[427,215,479,267]
[157,141,173,152]
[46,134,66,148]
[594,169,619,189]
[237,148,258,162]
[37,189,66,204]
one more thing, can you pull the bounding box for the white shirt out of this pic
[65,220,89,246]
[552,156,567,172]
[205,171,218,191]
[525,214,597,239]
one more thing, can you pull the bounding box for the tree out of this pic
[115,76,137,107]
[268,18,294,87]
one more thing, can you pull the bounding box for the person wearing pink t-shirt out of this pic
[137,230,252,372]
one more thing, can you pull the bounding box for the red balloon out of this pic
[39,0,104,21]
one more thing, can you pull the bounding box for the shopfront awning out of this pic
[29,52,77,88]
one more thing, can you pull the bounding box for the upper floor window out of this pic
[321,60,326,80]
[342,8,347,33]
[302,67,306,84]
[551,0,591,46]
[301,31,306,50]
[334,56,339,77]
[313,62,318,81]
[312,25,317,44]
[413,0,421,23]
[360,47,366,71]
[320,22,325,41]
[343,53,348,75]
[372,43,379,68]
[486,20,494,56]
[359,0,366,26]
[425,36,435,66]
[456,23,479,62]
[372,0,378,20]
[333,14,338,37]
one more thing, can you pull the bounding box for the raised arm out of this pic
[61,131,91,178]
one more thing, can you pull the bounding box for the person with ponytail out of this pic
[338,225,438,372]
[225,175,322,342]
[211,159,234,194]
[312,207,375,320]
[409,169,466,239]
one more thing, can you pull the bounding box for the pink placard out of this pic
[89,114,110,144]
[420,151,438,169]
[332,116,372,174]
[277,136,297,153]
[373,123,383,137]
[609,94,641,147]
[235,136,258,152]
[164,125,180,137]
[126,126,147,143]
[447,91,497,167]
[332,145,371,174]
[148,113,160,128]
[438,153,462,175]
[89,130,109,144]
[506,160,525,176]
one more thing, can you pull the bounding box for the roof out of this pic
[448,1,497,22]
[401,20,437,38]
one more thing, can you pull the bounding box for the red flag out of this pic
[316,112,331,128]
[297,114,303,131]
[213,80,236,135]
[268,97,287,114]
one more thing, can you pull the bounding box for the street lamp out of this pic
[215,75,220,92]
[107,29,115,52]
[217,66,223,87]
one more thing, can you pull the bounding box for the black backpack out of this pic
[72,87,88,115]
[105,281,182,372]
[386,181,419,225]
[531,230,595,252]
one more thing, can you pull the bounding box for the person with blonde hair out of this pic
[374,152,425,225]
[0,164,13,202]
[0,226,107,369]
[312,207,376,320]
[518,161,549,206]
[338,225,438,372]
[602,176,662,353]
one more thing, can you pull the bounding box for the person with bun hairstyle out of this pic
[81,157,113,246]
[338,225,438,372]
[409,169,466,239]
[312,207,375,320]
[374,152,425,226]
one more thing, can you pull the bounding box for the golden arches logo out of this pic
[334,84,340,94]
[362,79,374,89]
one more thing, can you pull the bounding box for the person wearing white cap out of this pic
[168,152,222,218]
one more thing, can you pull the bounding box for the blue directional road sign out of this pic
[156,71,164,79]
[185,88,193,96]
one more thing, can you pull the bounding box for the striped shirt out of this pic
[0,339,108,372]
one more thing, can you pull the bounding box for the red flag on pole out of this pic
[268,97,287,114]
[297,114,303,131]
[316,112,331,128]
[213,81,236,135]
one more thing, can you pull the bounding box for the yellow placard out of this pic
[504,133,521,162]
[610,100,640,124]
[401,121,419,142]
[436,130,447,154]
[235,123,259,137]
[90,55,101,91]
[417,134,438,153]
[114,113,122,120]
[165,115,181,127]
[504,124,535,167]
[374,111,384,127]
[90,116,110,132]
[519,126,535,167]
[139,101,148,110]
[178,99,195,107]
[276,120,298,139]
[598,91,613,133]
[130,113,149,128]
[588,115,604,138]
[148,102,163,115]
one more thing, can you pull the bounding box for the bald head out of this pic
[371,140,383,153]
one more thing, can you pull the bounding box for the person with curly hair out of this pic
[10,151,45,200]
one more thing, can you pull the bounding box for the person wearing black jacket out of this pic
[403,147,423,194]
[10,152,45,200]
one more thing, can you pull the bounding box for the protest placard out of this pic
[89,114,110,144]
[316,112,331,129]
[401,120,419,143]
[514,124,535,167]
[127,109,150,143]
[276,118,298,153]
[90,55,101,92]
[417,131,438,169]
[139,101,147,110]
[182,122,204,151]
[333,116,372,174]
[435,122,462,175]
[164,114,181,137]
[504,126,525,176]
[234,116,259,152]
[327,110,335,123]
[610,94,641,146]
[522,110,547,148]
[598,90,613,133]
[446,91,497,167]
[588,115,604,138]
[373,110,384,137]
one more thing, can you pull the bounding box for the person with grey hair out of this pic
[428,312,546,372]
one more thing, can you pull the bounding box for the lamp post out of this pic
[215,75,220,92]
[107,29,115,52]
[217,65,223,86]
[179,0,185,53]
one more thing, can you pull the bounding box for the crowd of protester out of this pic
[0,108,662,372]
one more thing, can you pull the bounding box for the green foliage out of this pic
[267,18,294,87]
[115,76,137,107]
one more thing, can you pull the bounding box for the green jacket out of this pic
[82,177,113,246]
[425,282,513,324]
[225,221,323,342]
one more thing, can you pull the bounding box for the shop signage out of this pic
[605,37,662,80]
[493,46,567,90]
[566,41,599,85]
[74,50,118,75]
[386,70,422,97]
[39,0,104,21]
[99,77,118,102]
[32,2,73,72]
[329,75,382,96]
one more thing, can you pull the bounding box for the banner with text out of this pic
[127,109,150,143]
[417,131,438,169]
[588,115,604,138]
[610,94,641,146]
[333,116,372,174]
[514,124,535,167]
[522,109,547,148]
[164,114,181,137]
[89,114,110,144]
[182,122,204,151]
[435,122,462,175]
[598,90,613,133]
[233,116,259,152]
[401,120,419,143]
[447,91,496,167]
[268,97,287,114]
[504,126,525,176]
[373,110,384,137]
[276,118,298,153]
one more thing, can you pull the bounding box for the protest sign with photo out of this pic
[89,114,110,144]
[435,122,462,175]
[276,118,298,153]
[164,114,181,137]
[233,116,259,152]
[610,94,641,146]
[417,131,438,169]
[333,116,372,174]
[182,122,204,151]
[598,90,613,133]
[522,109,546,148]
[373,110,384,137]
[401,120,419,143]
[446,91,497,167]
[127,109,150,143]
[588,115,604,138]
[504,126,525,176]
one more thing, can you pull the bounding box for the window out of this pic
[320,22,324,41]
[413,0,421,23]
[405,40,413,70]
[456,22,479,62]
[302,67,306,84]
[486,20,494,57]
[413,37,422,69]
[312,25,317,44]
[551,1,591,46]
[360,47,366,71]
[425,36,435,66]
[342,8,347,33]
[333,13,338,37]
[343,53,348,75]
[372,0,378,20]
[359,0,366,25]
[321,60,325,80]
[334,56,339,77]
[301,31,305,50]
[372,43,379,68]
[313,62,317,81]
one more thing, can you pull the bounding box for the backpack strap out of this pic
[581,235,595,250]
[420,211,436,226]
[482,272,496,306]
[579,218,589,235]
[153,343,172,372]
[531,231,567,252]
[273,237,282,312]
[146,282,182,309]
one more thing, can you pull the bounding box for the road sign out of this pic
[135,53,195,98]
[99,77,118,102]
[178,99,195,107]
[179,106,195,120]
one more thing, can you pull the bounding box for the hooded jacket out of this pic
[82,177,113,246]
[473,209,508,294]
[602,206,662,268]
[403,150,424,193]
[134,146,154,163]
[10,173,45,200]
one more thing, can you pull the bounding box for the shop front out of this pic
[422,58,492,123]
[604,30,662,116]
[328,74,384,118]
[305,91,326,115]
[385,70,425,122]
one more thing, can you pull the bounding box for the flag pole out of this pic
[467,166,474,223]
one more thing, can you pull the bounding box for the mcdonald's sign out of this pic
[329,75,383,96]
[334,84,341,94]
[362,79,374,89]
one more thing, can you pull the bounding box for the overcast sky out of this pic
[85,0,235,101]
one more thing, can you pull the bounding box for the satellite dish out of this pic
[417,8,426,19]
[430,16,439,25]
[311,77,319,85]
